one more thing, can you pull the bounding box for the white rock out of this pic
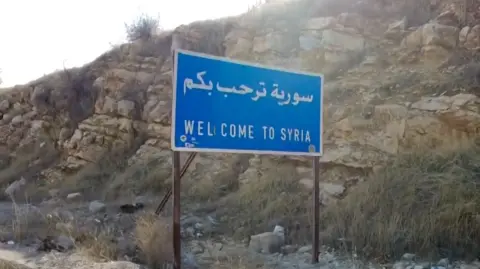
[437,258,449,267]
[117,99,136,118]
[95,261,144,269]
[321,29,365,52]
[394,261,410,269]
[48,189,60,197]
[67,192,82,200]
[305,17,337,30]
[411,96,451,111]
[249,225,285,254]
[281,245,297,254]
[89,201,106,213]
[401,253,416,261]
[10,115,24,126]
[0,100,10,113]
[422,23,459,49]
[465,25,480,50]
[459,26,471,44]
[450,93,478,107]
[297,245,312,253]
[55,235,75,250]
[385,17,407,40]
[299,178,314,189]
[320,182,346,196]
[320,252,335,263]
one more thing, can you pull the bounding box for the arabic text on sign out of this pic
[182,71,314,106]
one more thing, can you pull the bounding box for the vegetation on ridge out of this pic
[321,142,480,261]
[124,13,161,42]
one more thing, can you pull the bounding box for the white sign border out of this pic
[170,49,324,157]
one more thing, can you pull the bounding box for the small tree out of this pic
[125,13,160,42]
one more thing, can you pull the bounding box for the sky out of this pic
[0,0,259,87]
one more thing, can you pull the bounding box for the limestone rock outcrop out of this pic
[1,0,480,203]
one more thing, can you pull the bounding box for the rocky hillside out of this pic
[1,0,479,196]
[1,0,480,265]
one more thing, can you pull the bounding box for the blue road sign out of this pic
[171,49,324,156]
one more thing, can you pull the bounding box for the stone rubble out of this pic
[2,197,480,269]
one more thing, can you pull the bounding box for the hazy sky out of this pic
[0,0,258,87]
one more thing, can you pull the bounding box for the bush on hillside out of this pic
[0,139,59,202]
[134,214,173,268]
[125,13,160,42]
[321,143,480,261]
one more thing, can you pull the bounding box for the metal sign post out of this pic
[312,156,320,263]
[172,151,181,269]
[170,49,324,268]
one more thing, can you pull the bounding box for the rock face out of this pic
[402,22,459,62]
[1,0,480,203]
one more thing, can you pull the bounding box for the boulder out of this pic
[465,25,480,50]
[89,201,106,213]
[385,17,407,41]
[248,225,285,254]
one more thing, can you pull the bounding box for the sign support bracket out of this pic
[155,151,196,215]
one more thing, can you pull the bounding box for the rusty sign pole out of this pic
[172,151,182,269]
[171,48,182,269]
[312,156,320,264]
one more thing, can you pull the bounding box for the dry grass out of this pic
[10,204,52,242]
[75,230,119,262]
[134,213,173,268]
[184,168,240,203]
[0,201,56,243]
[43,213,119,262]
[321,144,480,261]
[52,145,140,200]
[211,256,266,269]
[105,156,171,200]
[0,260,30,269]
[44,207,119,262]
[219,164,311,244]
[51,154,123,200]
[0,140,58,201]
[0,200,118,262]
[47,213,120,262]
